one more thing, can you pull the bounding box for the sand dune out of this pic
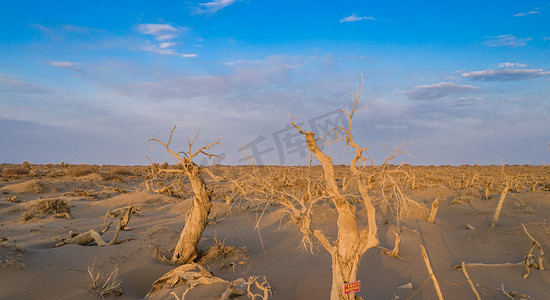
[0,164,549,299]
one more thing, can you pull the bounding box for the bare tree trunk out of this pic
[485,183,491,200]
[284,82,410,299]
[147,126,221,265]
[330,252,361,300]
[172,165,213,264]
[292,118,377,300]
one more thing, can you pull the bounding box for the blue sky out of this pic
[1,0,549,165]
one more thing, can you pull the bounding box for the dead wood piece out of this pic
[453,224,545,279]
[464,224,477,230]
[220,278,247,300]
[55,222,111,248]
[397,282,413,289]
[452,262,523,270]
[118,206,134,230]
[246,276,272,300]
[521,224,545,278]
[378,231,403,259]
[499,284,532,299]
[427,198,439,223]
[54,212,72,219]
[390,231,401,258]
[420,245,444,300]
[104,206,136,231]
[54,220,134,247]
[461,262,481,300]
[107,206,140,217]
[491,183,510,227]
[147,263,271,300]
[485,183,492,200]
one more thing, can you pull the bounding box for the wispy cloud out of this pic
[32,24,106,43]
[0,74,52,94]
[514,9,539,17]
[136,23,196,58]
[497,62,527,68]
[462,68,550,81]
[196,0,238,14]
[340,13,376,23]
[110,55,305,103]
[458,97,484,102]
[136,24,179,41]
[49,61,82,72]
[401,82,479,100]
[484,34,531,47]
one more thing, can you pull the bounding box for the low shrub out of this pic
[1,166,30,177]
[22,199,71,220]
[65,164,98,177]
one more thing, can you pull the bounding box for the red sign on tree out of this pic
[344,280,361,295]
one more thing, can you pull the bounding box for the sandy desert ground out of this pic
[0,163,549,299]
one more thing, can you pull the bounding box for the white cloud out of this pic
[484,35,531,47]
[514,10,539,17]
[340,13,376,23]
[197,0,238,14]
[141,44,174,55]
[137,24,178,37]
[462,68,550,81]
[49,61,81,72]
[137,23,196,58]
[157,34,178,41]
[497,62,527,68]
[401,82,479,100]
[159,42,177,49]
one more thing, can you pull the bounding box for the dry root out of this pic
[246,276,272,300]
[147,263,271,300]
[148,263,227,298]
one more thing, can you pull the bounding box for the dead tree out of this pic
[265,81,416,300]
[148,126,222,264]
